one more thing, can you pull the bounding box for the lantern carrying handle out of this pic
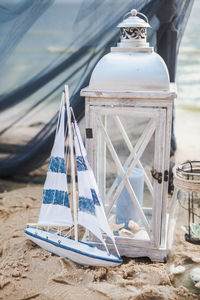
[123,9,149,24]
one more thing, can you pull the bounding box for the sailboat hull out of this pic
[24,226,122,267]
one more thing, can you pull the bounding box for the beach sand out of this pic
[0,106,200,300]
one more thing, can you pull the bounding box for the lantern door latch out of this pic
[86,128,93,139]
[164,170,169,182]
[151,169,169,184]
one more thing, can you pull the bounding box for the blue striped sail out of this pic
[73,120,114,244]
[38,96,73,227]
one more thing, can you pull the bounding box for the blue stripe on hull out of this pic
[43,189,70,207]
[24,229,122,263]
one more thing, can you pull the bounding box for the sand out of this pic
[0,106,200,300]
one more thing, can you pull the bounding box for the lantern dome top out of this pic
[88,8,170,92]
[117,9,150,29]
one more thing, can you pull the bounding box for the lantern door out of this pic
[87,105,166,248]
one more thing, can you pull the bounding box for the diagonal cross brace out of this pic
[96,116,156,239]
[105,119,155,203]
[107,116,153,200]
[106,118,154,201]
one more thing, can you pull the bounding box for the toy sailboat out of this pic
[24,85,122,267]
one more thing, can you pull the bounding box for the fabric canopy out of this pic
[0,0,194,178]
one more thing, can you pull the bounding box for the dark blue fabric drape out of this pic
[0,0,194,177]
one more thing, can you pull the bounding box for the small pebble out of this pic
[128,220,141,231]
[169,274,175,282]
[13,263,18,268]
[22,263,29,268]
[12,270,21,278]
[170,264,185,275]
[195,281,200,289]
[12,234,20,238]
[192,257,200,263]
[0,279,10,289]
[119,228,135,237]
[190,267,200,282]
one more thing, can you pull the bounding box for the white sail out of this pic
[73,118,114,243]
[38,94,73,227]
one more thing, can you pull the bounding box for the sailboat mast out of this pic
[65,85,78,243]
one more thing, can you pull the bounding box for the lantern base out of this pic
[185,233,200,245]
[88,238,168,262]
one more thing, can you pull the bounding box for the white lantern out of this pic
[81,9,177,262]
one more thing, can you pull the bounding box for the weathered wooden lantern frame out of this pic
[81,86,177,261]
[81,9,177,262]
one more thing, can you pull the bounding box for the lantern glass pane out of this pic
[96,113,156,241]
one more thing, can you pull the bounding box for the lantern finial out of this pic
[117,8,150,49]
[131,9,137,16]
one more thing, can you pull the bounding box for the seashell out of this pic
[109,222,124,233]
[134,230,149,240]
[119,228,135,238]
[128,220,141,231]
[170,264,185,275]
[191,257,200,263]
[108,215,125,233]
[108,215,124,233]
[195,281,200,289]
[190,267,200,283]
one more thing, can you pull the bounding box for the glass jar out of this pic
[168,161,200,249]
